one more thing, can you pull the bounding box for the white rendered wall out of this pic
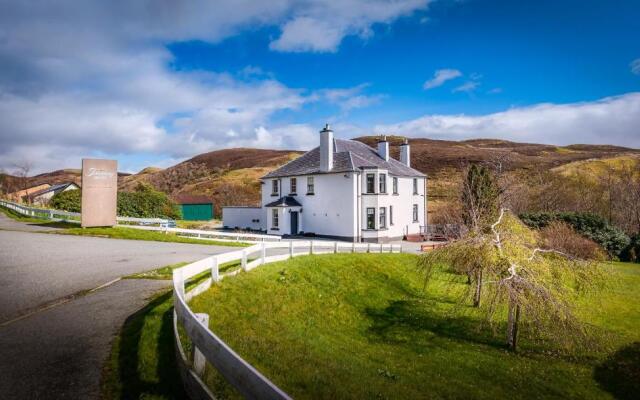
[222,207,265,231]
[262,174,358,239]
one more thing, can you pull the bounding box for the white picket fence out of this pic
[0,199,279,242]
[173,240,402,399]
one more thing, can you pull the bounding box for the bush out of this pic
[539,221,607,261]
[620,234,640,263]
[50,189,81,212]
[520,212,630,258]
[49,184,181,219]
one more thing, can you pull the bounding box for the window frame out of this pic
[379,207,386,229]
[392,177,398,194]
[366,207,376,230]
[389,205,394,225]
[272,179,279,196]
[272,209,279,229]
[306,176,315,195]
[379,173,387,194]
[412,204,419,222]
[413,178,418,195]
[366,173,375,194]
[290,177,297,194]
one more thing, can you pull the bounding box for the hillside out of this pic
[119,148,303,215]
[6,138,638,220]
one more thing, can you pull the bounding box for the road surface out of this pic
[0,217,238,399]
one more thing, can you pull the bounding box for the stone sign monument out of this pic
[81,158,117,227]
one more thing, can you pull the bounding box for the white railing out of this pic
[173,240,402,399]
[128,225,281,243]
[0,199,281,243]
[0,199,81,223]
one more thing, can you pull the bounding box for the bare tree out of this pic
[13,161,33,203]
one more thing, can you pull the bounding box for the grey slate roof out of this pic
[262,138,425,179]
[28,182,78,198]
[264,196,303,208]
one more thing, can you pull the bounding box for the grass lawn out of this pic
[0,205,77,227]
[57,226,248,247]
[185,254,640,400]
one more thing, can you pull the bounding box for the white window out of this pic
[272,209,279,228]
[307,176,315,194]
[379,207,386,228]
[366,208,375,229]
[393,177,398,194]
[290,177,297,194]
[366,173,375,193]
[379,174,387,193]
[272,180,279,195]
[413,204,419,222]
[413,178,418,195]
[389,205,393,225]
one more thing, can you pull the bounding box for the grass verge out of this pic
[186,254,640,400]
[124,259,247,280]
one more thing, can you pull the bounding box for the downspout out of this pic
[356,171,361,243]
[423,176,428,233]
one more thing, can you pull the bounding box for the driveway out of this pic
[0,225,238,399]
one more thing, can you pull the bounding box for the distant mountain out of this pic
[6,138,639,218]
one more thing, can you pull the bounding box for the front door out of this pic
[290,211,299,235]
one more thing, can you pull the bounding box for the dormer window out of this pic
[366,173,375,194]
[379,174,387,194]
[290,177,297,194]
[272,179,279,195]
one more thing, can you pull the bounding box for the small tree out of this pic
[13,161,33,202]
[461,164,500,233]
[419,209,602,351]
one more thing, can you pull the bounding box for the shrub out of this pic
[539,221,607,261]
[620,234,640,263]
[49,183,181,219]
[520,212,630,258]
[50,189,81,212]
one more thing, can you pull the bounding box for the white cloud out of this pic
[453,80,480,93]
[270,1,431,52]
[423,69,462,89]
[318,84,384,111]
[0,1,410,173]
[375,93,640,148]
[631,58,640,75]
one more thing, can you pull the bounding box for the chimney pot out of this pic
[377,135,389,161]
[320,124,334,172]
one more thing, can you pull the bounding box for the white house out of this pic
[222,125,427,242]
[27,182,80,206]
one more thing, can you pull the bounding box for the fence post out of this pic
[193,313,210,376]
[289,241,293,258]
[261,242,266,264]
[241,250,248,271]
[211,257,219,282]
[49,210,54,220]
[352,242,355,253]
[367,243,371,253]
[380,243,383,253]
[310,241,314,255]
[334,241,338,254]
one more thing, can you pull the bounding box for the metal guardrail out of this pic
[173,240,402,399]
[0,199,81,223]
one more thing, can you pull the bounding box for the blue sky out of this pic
[0,0,639,173]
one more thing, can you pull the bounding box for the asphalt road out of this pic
[0,218,238,399]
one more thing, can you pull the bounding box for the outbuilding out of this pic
[173,194,214,221]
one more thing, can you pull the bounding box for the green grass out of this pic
[56,226,248,247]
[101,291,187,400]
[0,205,78,228]
[185,254,640,400]
[124,259,249,280]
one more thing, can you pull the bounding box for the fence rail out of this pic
[0,199,280,242]
[173,240,402,399]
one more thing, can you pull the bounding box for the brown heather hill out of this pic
[119,148,303,215]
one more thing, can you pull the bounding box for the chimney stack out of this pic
[400,138,410,167]
[377,135,389,161]
[320,124,333,172]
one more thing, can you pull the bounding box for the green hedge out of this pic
[519,212,630,258]
[50,184,181,220]
[620,234,640,263]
